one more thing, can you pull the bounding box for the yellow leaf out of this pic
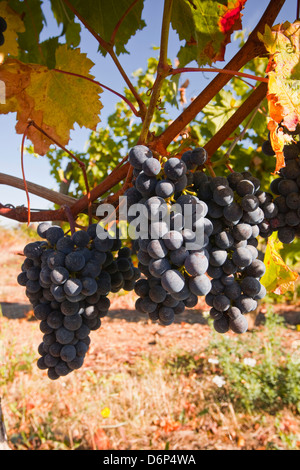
[259,21,300,172]
[101,407,111,418]
[261,232,299,295]
[0,1,25,57]
[0,46,103,155]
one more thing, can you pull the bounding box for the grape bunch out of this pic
[262,138,300,244]
[126,145,219,326]
[0,16,7,46]
[189,169,269,334]
[17,223,139,380]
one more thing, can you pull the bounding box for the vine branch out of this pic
[69,162,130,218]
[204,81,268,159]
[139,0,173,143]
[0,173,77,207]
[223,101,264,161]
[0,204,68,223]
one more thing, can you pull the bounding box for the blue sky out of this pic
[0,0,295,227]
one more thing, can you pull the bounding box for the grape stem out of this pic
[225,163,235,173]
[138,0,173,144]
[169,67,269,84]
[206,162,216,178]
[29,121,93,225]
[63,205,76,235]
[20,121,33,226]
[53,68,139,117]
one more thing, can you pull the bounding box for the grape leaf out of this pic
[7,0,45,62]
[203,89,241,134]
[261,232,299,295]
[50,0,81,48]
[0,45,103,155]
[2,0,79,68]
[171,0,247,67]
[0,0,25,58]
[66,0,146,56]
[258,22,300,172]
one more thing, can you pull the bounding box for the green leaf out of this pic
[19,36,60,69]
[7,0,45,60]
[171,0,247,66]
[50,0,81,47]
[203,89,241,134]
[65,21,81,47]
[68,0,146,56]
[5,0,77,67]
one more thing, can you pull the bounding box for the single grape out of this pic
[229,314,248,334]
[142,157,161,177]
[164,157,187,181]
[155,179,175,199]
[189,274,211,296]
[158,306,175,326]
[128,145,153,169]
[190,147,208,166]
[0,17,8,32]
[72,230,90,247]
[184,251,209,276]
[213,315,230,334]
[45,226,65,245]
[161,269,185,294]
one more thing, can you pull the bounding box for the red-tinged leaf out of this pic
[267,120,286,174]
[172,0,248,67]
[258,22,300,172]
[219,0,247,35]
[65,0,146,56]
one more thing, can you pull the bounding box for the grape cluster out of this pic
[17,223,139,380]
[190,170,269,333]
[0,17,7,46]
[127,145,221,326]
[262,139,300,244]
